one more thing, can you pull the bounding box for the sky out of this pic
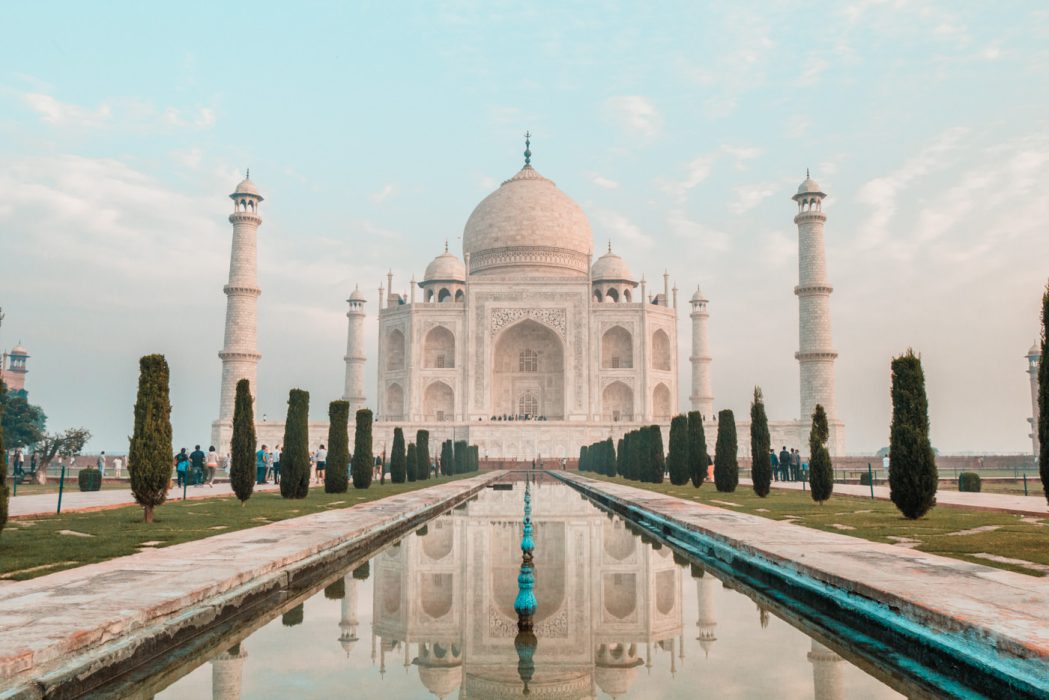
[1,1,1048,455]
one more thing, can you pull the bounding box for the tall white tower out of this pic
[807,639,844,700]
[1027,341,1041,457]
[793,172,838,423]
[343,287,367,412]
[689,286,713,419]
[211,644,247,700]
[217,175,263,429]
[695,572,718,658]
[339,574,360,656]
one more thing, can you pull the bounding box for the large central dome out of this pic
[463,164,593,277]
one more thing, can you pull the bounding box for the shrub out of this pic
[888,351,938,519]
[407,443,417,482]
[128,355,173,523]
[713,410,738,492]
[440,440,453,476]
[351,409,374,489]
[750,388,772,498]
[325,401,350,493]
[390,428,407,483]
[859,471,873,486]
[958,472,982,492]
[279,389,311,499]
[416,429,430,481]
[78,468,102,492]
[808,404,833,503]
[687,411,707,488]
[230,379,257,504]
[649,426,665,484]
[667,415,689,485]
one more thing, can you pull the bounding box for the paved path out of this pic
[741,478,1049,516]
[556,473,1049,697]
[0,472,502,693]
[8,481,282,519]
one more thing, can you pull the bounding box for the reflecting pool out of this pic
[149,479,904,699]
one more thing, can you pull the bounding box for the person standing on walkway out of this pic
[791,449,801,481]
[113,456,123,478]
[256,445,269,484]
[769,449,779,482]
[205,445,219,487]
[315,444,327,485]
[175,448,189,488]
[882,453,890,479]
[272,444,282,485]
[778,447,790,482]
[97,451,106,477]
[222,452,232,476]
[189,445,205,486]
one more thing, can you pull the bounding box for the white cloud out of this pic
[22,91,216,131]
[661,155,715,201]
[370,184,396,204]
[592,209,652,248]
[604,96,662,140]
[721,145,762,170]
[591,175,619,189]
[22,92,111,127]
[797,55,830,86]
[730,183,779,214]
[666,210,729,252]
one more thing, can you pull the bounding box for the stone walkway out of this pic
[0,472,502,692]
[557,472,1049,696]
[743,478,1049,516]
[8,481,281,519]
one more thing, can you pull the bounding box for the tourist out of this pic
[13,448,23,476]
[791,449,801,481]
[272,444,281,485]
[778,446,790,481]
[189,445,206,486]
[113,455,123,478]
[97,451,106,477]
[175,448,190,488]
[315,443,327,485]
[769,448,779,481]
[205,445,219,487]
[222,452,232,475]
[882,453,890,478]
[256,444,269,484]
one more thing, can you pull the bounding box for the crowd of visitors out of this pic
[770,446,805,481]
[253,443,334,485]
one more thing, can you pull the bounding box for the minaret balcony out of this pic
[228,211,262,225]
[795,351,838,361]
[218,350,262,361]
[223,285,262,297]
[794,284,834,296]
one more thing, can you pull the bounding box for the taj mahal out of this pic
[211,138,844,459]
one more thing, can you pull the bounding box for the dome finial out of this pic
[608,240,612,253]
[524,131,532,166]
[806,167,810,179]
[444,239,449,253]
[246,167,250,180]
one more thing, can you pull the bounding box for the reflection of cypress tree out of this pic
[281,603,304,627]
[325,400,350,494]
[352,562,370,580]
[649,426,665,484]
[230,379,256,504]
[390,428,407,483]
[667,415,689,485]
[280,389,310,499]
[750,388,771,497]
[687,411,707,488]
[406,443,417,482]
[324,578,346,600]
[690,562,705,579]
[888,351,937,519]
[714,410,738,492]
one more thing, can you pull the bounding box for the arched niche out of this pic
[386,328,405,370]
[424,326,455,368]
[652,329,671,371]
[385,383,405,420]
[424,381,454,422]
[601,326,633,369]
[602,381,634,422]
[492,319,564,419]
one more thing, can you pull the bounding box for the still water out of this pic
[153,480,903,699]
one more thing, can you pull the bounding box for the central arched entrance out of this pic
[492,319,565,419]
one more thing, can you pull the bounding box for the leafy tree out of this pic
[440,440,453,477]
[667,415,689,485]
[128,354,173,523]
[616,438,625,477]
[687,411,707,488]
[230,379,256,504]
[407,442,417,482]
[0,391,46,449]
[808,404,834,503]
[1040,286,1049,504]
[750,388,772,497]
[36,427,91,472]
[649,426,666,484]
[888,350,937,519]
[416,429,430,481]
[351,409,374,489]
[326,400,350,493]
[279,389,311,499]
[390,428,407,483]
[0,383,8,538]
[713,409,738,492]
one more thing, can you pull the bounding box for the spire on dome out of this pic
[246,167,250,179]
[608,241,612,253]
[806,167,809,179]
[524,131,532,166]
[444,239,449,253]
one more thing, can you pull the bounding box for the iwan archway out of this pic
[492,319,565,419]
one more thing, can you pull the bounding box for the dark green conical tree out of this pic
[808,404,834,503]
[578,445,588,472]
[279,389,311,499]
[390,428,407,483]
[616,438,625,477]
[326,400,350,493]
[230,379,257,504]
[687,411,707,488]
[1039,286,1049,504]
[129,355,173,523]
[600,438,613,476]
[441,440,453,477]
[667,415,690,485]
[628,431,642,480]
[407,443,418,483]
[750,388,772,498]
[649,426,666,484]
[416,430,430,481]
[281,604,304,627]
[454,440,467,474]
[470,445,479,472]
[637,428,652,482]
[351,409,374,489]
[713,409,739,493]
[888,351,937,518]
[0,381,8,538]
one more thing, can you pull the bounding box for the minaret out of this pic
[793,172,838,423]
[689,286,713,419]
[808,639,845,700]
[695,572,718,658]
[2,343,29,394]
[339,574,360,656]
[218,174,263,428]
[211,644,247,700]
[1027,341,1041,456]
[343,287,367,412]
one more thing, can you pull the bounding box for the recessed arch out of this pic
[606,287,620,303]
[423,380,454,422]
[623,288,632,302]
[601,325,633,369]
[454,289,464,302]
[602,381,634,422]
[437,287,451,303]
[593,289,604,303]
[653,382,671,420]
[492,319,564,419]
[421,573,454,619]
[424,326,455,368]
[652,329,671,371]
[386,328,405,371]
[385,382,405,420]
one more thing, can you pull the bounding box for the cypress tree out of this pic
[628,431,641,480]
[441,440,453,477]
[0,383,7,539]
[713,409,739,492]
[1040,286,1049,504]
[637,428,652,482]
[416,429,430,481]
[390,428,407,483]
[279,389,310,499]
[888,351,937,519]
[407,442,417,483]
[128,355,173,523]
[750,388,772,497]
[605,438,616,476]
[454,440,467,474]
[351,409,374,489]
[808,404,834,503]
[667,414,689,485]
[578,445,588,472]
[230,379,256,504]
[687,411,707,488]
[470,445,479,472]
[649,426,666,484]
[616,438,625,477]
[326,400,350,493]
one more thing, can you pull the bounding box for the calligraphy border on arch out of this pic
[489,307,567,341]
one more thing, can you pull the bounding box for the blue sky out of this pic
[2,1,1048,454]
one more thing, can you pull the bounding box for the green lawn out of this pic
[9,481,130,496]
[581,474,1049,577]
[0,475,473,581]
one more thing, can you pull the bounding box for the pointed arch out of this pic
[386,328,405,370]
[424,326,455,368]
[652,329,671,371]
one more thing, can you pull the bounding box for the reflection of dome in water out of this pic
[417,665,462,699]
[595,643,643,698]
[463,669,593,700]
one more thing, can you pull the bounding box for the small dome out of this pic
[794,173,825,199]
[348,286,366,302]
[595,665,641,698]
[1028,341,1041,357]
[424,247,466,283]
[591,246,634,282]
[691,285,706,302]
[417,665,462,699]
[9,344,28,356]
[235,178,259,195]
